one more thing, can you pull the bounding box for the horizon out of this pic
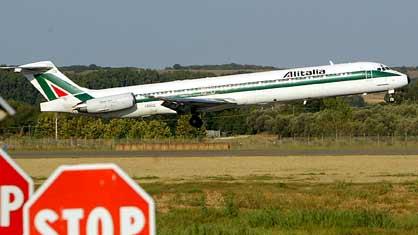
[2,61,418,70]
[26,62,418,70]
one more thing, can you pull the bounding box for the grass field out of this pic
[149,180,418,234]
[16,155,418,235]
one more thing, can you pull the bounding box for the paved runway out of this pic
[10,148,418,158]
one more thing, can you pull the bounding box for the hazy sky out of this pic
[1,0,418,68]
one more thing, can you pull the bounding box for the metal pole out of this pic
[55,113,58,141]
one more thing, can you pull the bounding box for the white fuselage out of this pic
[41,62,409,118]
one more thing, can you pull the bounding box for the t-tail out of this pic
[0,61,94,112]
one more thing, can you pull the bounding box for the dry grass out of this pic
[16,155,418,184]
[363,92,386,104]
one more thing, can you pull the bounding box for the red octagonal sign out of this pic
[24,164,155,235]
[0,148,33,235]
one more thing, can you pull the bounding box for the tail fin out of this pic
[1,61,93,102]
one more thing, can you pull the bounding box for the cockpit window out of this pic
[380,64,390,71]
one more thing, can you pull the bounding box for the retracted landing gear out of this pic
[189,114,203,128]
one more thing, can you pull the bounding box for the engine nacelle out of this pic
[74,93,136,113]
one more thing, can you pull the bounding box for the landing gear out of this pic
[189,114,203,128]
[388,95,395,103]
[385,89,396,103]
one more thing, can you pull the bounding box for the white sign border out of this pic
[23,163,156,235]
[0,148,34,195]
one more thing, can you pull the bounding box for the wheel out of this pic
[389,96,395,103]
[384,94,396,103]
[189,115,203,128]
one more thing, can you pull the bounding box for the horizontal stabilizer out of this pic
[0,61,54,74]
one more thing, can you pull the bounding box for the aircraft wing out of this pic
[152,96,237,113]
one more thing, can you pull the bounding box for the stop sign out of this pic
[24,164,155,235]
[0,149,33,235]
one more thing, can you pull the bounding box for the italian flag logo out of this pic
[34,73,82,101]
[48,81,70,98]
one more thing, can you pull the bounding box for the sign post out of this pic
[0,149,34,235]
[0,96,15,121]
[24,164,155,235]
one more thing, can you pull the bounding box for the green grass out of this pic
[157,207,417,235]
[137,181,418,235]
[30,177,418,234]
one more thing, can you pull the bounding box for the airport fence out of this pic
[1,135,418,152]
[0,137,227,151]
[230,134,418,151]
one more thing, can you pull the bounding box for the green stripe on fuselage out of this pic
[371,70,398,78]
[74,93,94,102]
[134,70,399,103]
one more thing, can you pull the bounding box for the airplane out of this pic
[0,61,410,128]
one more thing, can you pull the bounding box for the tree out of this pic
[172,64,183,70]
[272,115,291,137]
[34,113,55,138]
[176,115,205,139]
[103,119,132,139]
[127,121,147,139]
[0,100,39,136]
[143,120,172,139]
[321,98,353,137]
[81,118,105,138]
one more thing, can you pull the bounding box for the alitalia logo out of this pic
[34,73,82,101]
[34,73,94,102]
[284,69,326,78]
[46,80,70,98]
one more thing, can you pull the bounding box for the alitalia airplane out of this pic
[0,61,410,128]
